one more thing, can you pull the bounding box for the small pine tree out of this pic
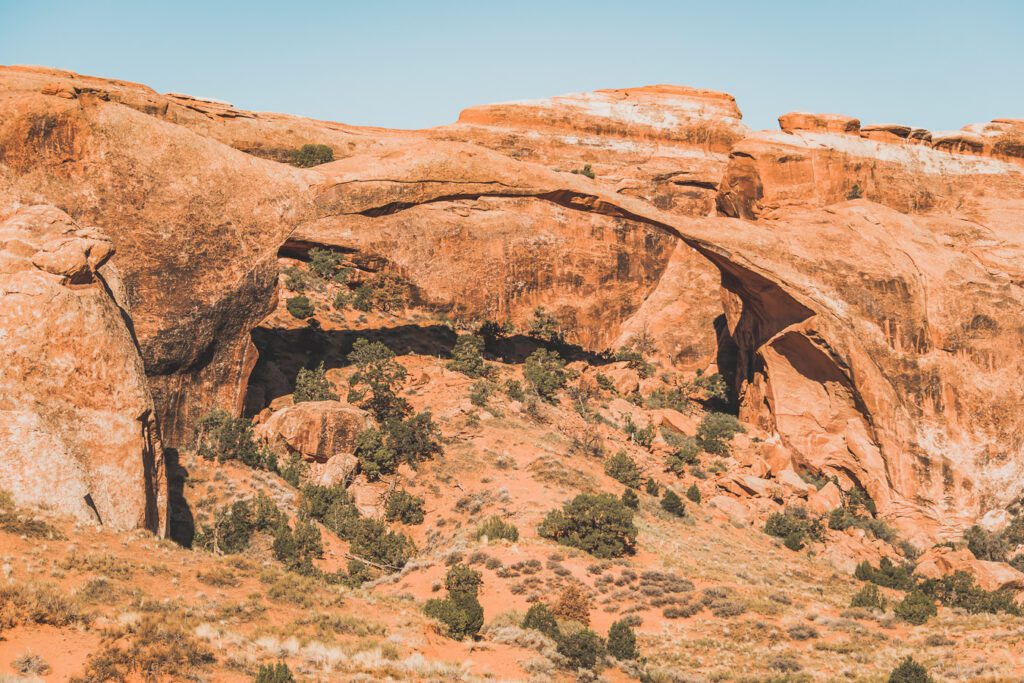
[604,451,642,488]
[888,656,933,683]
[850,583,887,610]
[686,483,702,504]
[696,412,744,455]
[661,489,686,517]
[293,362,339,403]
[556,628,605,670]
[621,489,639,510]
[448,334,488,377]
[606,619,639,660]
[424,564,484,640]
[385,489,425,525]
[521,602,560,639]
[894,589,937,625]
[523,348,567,401]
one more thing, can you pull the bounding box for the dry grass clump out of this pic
[0,490,65,539]
[59,553,136,579]
[197,566,241,588]
[70,614,215,682]
[0,582,85,628]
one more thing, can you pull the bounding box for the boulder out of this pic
[256,401,372,463]
[312,453,360,487]
[0,206,165,533]
[807,482,843,515]
[603,365,641,395]
[776,469,812,498]
[914,546,1024,592]
[655,409,698,438]
[708,496,752,524]
[979,509,1011,534]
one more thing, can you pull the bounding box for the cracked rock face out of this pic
[0,206,166,532]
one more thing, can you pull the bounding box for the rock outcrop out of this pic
[256,400,372,463]
[0,206,165,532]
[3,65,1024,545]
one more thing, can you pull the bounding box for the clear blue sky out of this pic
[1,0,1021,132]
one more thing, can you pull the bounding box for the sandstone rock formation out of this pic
[256,400,372,463]
[914,546,1024,591]
[0,206,165,532]
[2,65,1024,546]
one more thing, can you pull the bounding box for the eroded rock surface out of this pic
[0,206,165,532]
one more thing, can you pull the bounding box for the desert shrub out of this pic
[198,494,287,556]
[614,348,653,379]
[607,619,639,660]
[696,412,744,454]
[645,478,660,496]
[764,507,823,551]
[354,411,441,481]
[307,247,348,282]
[282,265,318,293]
[254,661,295,682]
[521,602,560,639]
[347,338,410,421]
[918,570,1021,615]
[475,516,519,542]
[469,379,492,407]
[195,410,277,471]
[348,518,416,570]
[964,524,1009,562]
[196,567,239,588]
[292,143,334,167]
[448,334,488,377]
[538,493,637,558]
[386,489,425,525]
[557,628,605,670]
[646,386,691,413]
[787,624,819,640]
[12,653,50,676]
[888,656,932,683]
[1010,553,1024,572]
[272,516,323,575]
[280,453,307,487]
[847,183,863,200]
[571,163,596,179]
[894,589,937,625]
[523,348,567,401]
[686,483,701,504]
[286,294,314,319]
[552,583,593,625]
[293,361,339,402]
[504,379,525,401]
[604,451,642,488]
[622,415,655,449]
[666,436,700,475]
[691,370,728,402]
[854,558,916,590]
[424,564,484,640]
[621,489,639,509]
[661,489,686,518]
[850,583,887,610]
[351,272,410,312]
